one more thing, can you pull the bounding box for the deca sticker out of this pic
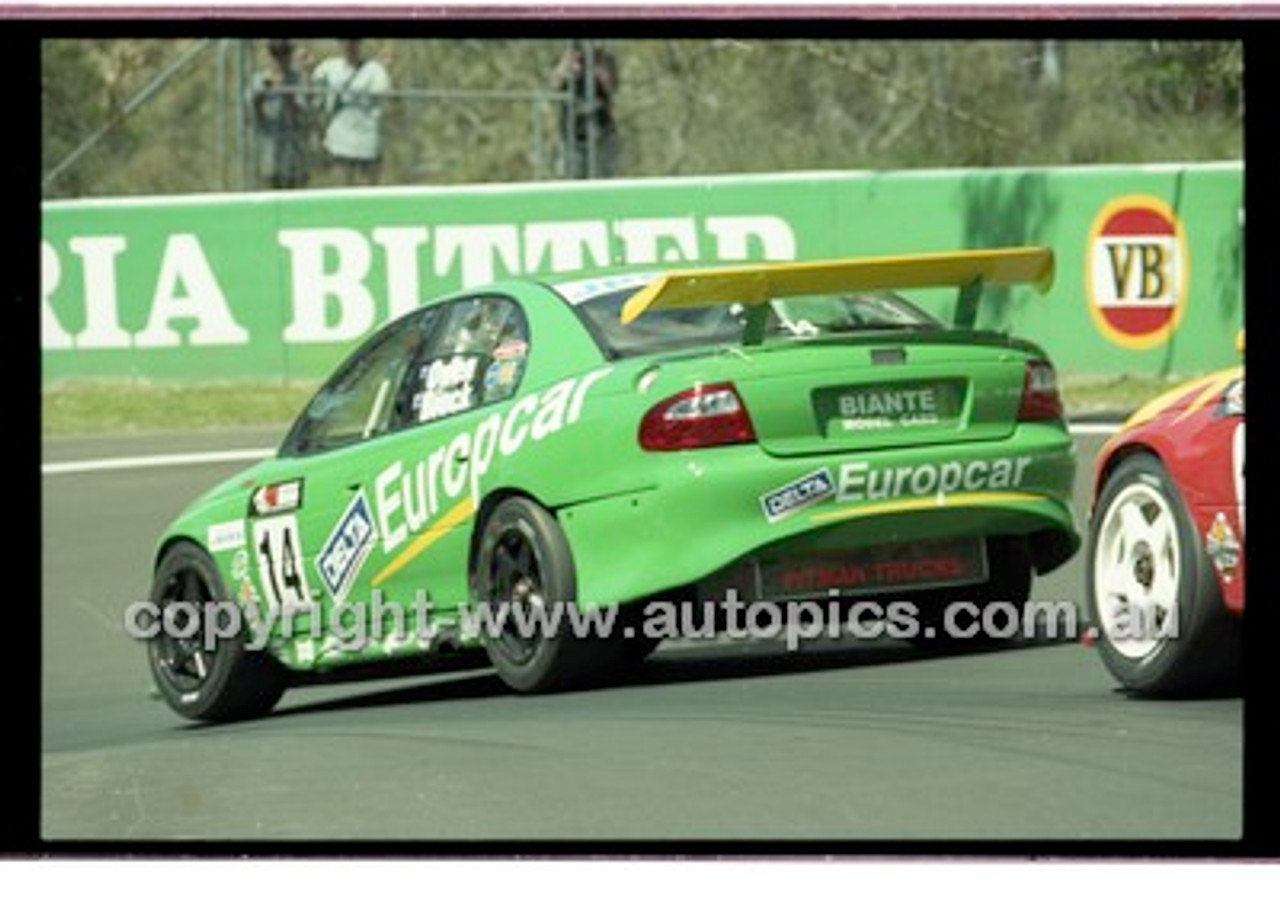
[316,490,378,604]
[760,468,835,523]
[1086,195,1189,349]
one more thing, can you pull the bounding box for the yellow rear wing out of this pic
[619,246,1055,332]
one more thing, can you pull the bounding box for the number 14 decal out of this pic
[254,515,313,611]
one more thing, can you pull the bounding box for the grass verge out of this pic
[41,380,320,437]
[1056,374,1185,419]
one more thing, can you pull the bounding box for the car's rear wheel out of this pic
[1087,453,1241,696]
[473,497,615,692]
[147,542,286,722]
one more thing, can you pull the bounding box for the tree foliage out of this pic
[41,38,1243,199]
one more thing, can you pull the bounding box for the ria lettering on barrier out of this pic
[42,214,798,350]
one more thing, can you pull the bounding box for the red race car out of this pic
[1086,342,1244,695]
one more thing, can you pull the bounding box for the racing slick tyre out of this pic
[1086,453,1241,696]
[906,536,1033,647]
[473,497,616,693]
[146,542,287,722]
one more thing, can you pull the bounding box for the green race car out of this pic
[140,247,1079,720]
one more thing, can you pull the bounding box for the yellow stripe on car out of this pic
[1170,367,1243,424]
[809,490,1057,525]
[1122,365,1243,429]
[371,495,476,587]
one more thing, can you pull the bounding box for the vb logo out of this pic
[1086,195,1188,349]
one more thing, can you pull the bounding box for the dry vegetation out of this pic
[42,38,1242,197]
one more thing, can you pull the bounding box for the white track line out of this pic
[1067,423,1126,436]
[41,422,1122,477]
[42,448,274,476]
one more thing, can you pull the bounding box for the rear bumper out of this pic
[558,423,1079,608]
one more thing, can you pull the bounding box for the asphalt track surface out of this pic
[40,427,1244,844]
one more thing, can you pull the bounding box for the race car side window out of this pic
[281,307,442,456]
[395,295,530,428]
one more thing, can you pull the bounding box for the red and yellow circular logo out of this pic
[1086,195,1189,349]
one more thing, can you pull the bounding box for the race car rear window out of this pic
[572,287,943,358]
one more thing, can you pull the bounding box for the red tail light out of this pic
[1018,359,1063,422]
[639,382,757,451]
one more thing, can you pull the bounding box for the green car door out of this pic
[258,294,536,669]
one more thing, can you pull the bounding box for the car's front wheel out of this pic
[146,542,286,722]
[473,497,616,692]
[1086,453,1240,696]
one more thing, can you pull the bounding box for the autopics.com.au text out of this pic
[122,589,1168,654]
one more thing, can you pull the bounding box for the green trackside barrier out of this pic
[40,161,1242,384]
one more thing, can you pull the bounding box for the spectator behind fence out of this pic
[312,39,391,185]
[552,42,618,179]
[248,38,310,189]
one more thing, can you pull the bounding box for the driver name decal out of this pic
[415,356,479,423]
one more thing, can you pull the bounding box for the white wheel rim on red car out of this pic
[1094,481,1182,660]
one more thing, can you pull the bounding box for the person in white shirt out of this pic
[312,39,391,185]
